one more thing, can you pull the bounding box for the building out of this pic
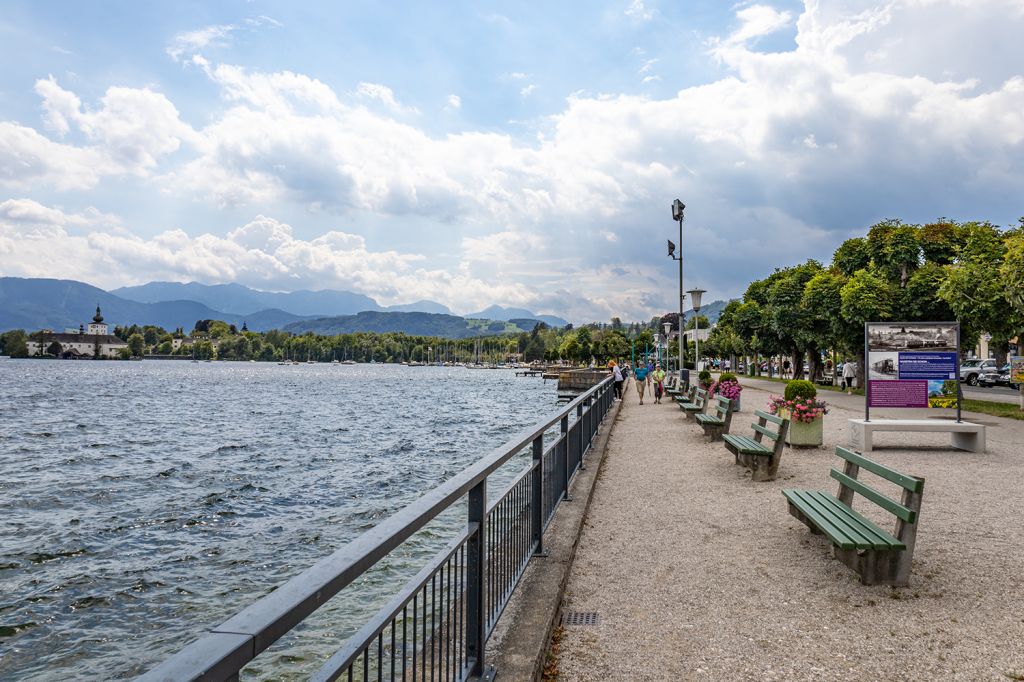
[26,306,129,359]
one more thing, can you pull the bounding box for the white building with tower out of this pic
[26,306,128,358]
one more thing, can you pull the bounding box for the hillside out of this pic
[466,304,568,328]
[112,281,381,316]
[284,311,533,338]
[0,278,308,332]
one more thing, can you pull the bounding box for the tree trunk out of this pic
[856,349,866,390]
[791,350,803,381]
[807,348,822,383]
[994,340,1010,368]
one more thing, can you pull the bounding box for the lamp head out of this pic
[667,239,675,257]
[686,288,707,312]
[671,199,685,222]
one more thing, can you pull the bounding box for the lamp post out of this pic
[687,288,706,373]
[662,322,672,371]
[669,199,685,381]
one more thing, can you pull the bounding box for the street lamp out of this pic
[669,199,685,381]
[662,321,672,371]
[687,288,706,372]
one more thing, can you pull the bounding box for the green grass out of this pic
[963,399,1024,421]
[728,372,865,395]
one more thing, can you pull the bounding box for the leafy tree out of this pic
[128,333,145,357]
[867,220,921,287]
[832,238,872,277]
[840,268,893,385]
[2,330,29,358]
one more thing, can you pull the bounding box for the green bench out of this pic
[695,395,733,442]
[665,375,683,398]
[722,410,790,481]
[782,447,925,586]
[677,387,707,420]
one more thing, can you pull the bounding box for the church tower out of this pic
[87,305,109,336]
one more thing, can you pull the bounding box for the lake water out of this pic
[0,360,558,680]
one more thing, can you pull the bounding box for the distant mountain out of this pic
[467,305,568,328]
[284,311,529,339]
[0,278,308,333]
[683,299,731,325]
[385,300,452,314]
[112,281,381,317]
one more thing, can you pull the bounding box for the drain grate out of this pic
[562,611,600,626]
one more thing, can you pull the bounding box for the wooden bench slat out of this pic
[811,492,905,550]
[723,434,770,454]
[836,446,924,493]
[751,424,780,440]
[695,415,724,425]
[783,489,860,550]
[829,468,916,523]
[786,490,902,550]
[754,410,784,425]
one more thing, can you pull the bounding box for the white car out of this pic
[959,359,997,386]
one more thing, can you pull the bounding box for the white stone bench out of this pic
[848,419,986,453]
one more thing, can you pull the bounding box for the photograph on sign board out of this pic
[867,323,957,352]
[869,352,899,380]
[927,379,958,408]
[1012,357,1024,384]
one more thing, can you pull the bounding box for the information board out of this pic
[865,322,960,417]
[1012,357,1024,385]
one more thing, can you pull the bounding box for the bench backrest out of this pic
[712,395,732,418]
[750,410,789,454]
[694,387,707,407]
[831,446,925,524]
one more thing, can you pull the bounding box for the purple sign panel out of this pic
[868,380,929,408]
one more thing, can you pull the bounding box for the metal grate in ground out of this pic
[562,611,600,626]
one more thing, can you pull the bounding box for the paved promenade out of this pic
[555,379,1024,681]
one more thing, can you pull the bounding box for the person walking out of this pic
[651,363,666,403]
[633,361,650,405]
[842,358,857,395]
[610,360,624,400]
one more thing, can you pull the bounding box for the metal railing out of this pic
[139,376,615,681]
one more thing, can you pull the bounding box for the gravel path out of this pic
[556,380,1024,681]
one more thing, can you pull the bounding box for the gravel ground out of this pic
[556,380,1024,681]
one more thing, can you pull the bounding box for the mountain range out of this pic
[0,277,568,336]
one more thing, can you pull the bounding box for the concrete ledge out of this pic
[486,390,625,681]
[849,418,986,453]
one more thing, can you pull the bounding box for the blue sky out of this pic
[1,1,1022,322]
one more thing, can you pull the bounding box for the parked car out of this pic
[978,364,1021,390]
[959,359,998,386]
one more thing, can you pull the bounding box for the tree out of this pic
[832,238,872,277]
[1,330,29,357]
[47,341,63,357]
[840,269,894,386]
[867,220,921,287]
[128,333,145,357]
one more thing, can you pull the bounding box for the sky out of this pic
[1,0,1023,323]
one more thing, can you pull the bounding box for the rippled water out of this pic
[0,360,557,680]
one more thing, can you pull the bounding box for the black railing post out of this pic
[531,435,548,557]
[575,402,585,470]
[560,415,572,501]
[466,480,487,677]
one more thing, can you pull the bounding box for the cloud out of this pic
[446,94,462,109]
[625,0,655,21]
[520,84,537,97]
[4,1,1024,321]
[166,17,281,62]
[167,24,239,61]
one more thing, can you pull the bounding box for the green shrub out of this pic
[698,369,712,384]
[784,379,817,401]
[718,372,738,383]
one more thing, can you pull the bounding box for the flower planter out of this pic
[779,408,823,447]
